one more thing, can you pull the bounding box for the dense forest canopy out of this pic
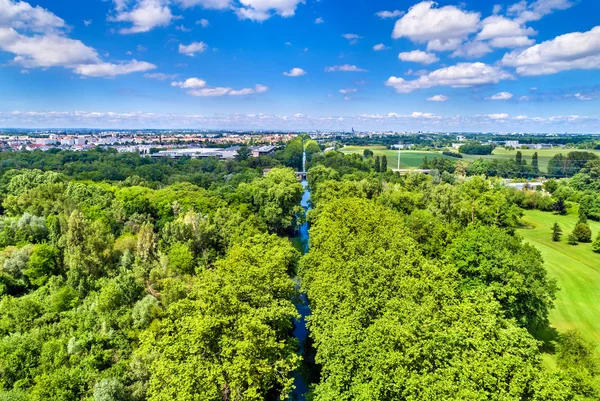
[0,139,599,400]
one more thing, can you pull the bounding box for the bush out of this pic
[593,233,600,253]
[458,144,494,155]
[568,234,579,245]
[572,223,592,243]
[442,151,463,158]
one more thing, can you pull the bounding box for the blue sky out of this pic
[1,0,600,131]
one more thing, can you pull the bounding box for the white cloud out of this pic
[342,33,362,44]
[339,88,357,94]
[111,0,173,34]
[73,60,156,77]
[255,84,269,93]
[84,19,92,26]
[176,0,232,9]
[427,94,449,102]
[144,72,178,80]
[392,1,480,51]
[476,16,535,41]
[315,17,324,24]
[0,0,65,32]
[487,113,509,119]
[411,111,440,119]
[475,15,536,49]
[375,10,404,19]
[325,64,368,72]
[502,26,600,75]
[398,50,439,65]
[188,87,232,96]
[373,43,390,51]
[493,4,503,14]
[172,78,268,96]
[178,41,208,56]
[488,91,514,100]
[283,67,306,77]
[171,77,207,88]
[451,41,493,58]
[426,38,463,52]
[175,24,191,32]
[509,0,575,23]
[386,62,513,93]
[236,0,305,21]
[0,1,155,77]
[574,93,593,101]
[196,19,210,27]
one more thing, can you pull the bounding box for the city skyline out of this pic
[1,0,600,132]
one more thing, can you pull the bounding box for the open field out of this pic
[341,146,600,172]
[518,209,600,346]
[339,146,457,169]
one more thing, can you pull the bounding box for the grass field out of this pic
[339,146,457,169]
[341,146,600,172]
[518,209,600,346]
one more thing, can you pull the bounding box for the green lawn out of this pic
[339,146,457,169]
[341,146,600,173]
[461,148,600,173]
[518,209,600,345]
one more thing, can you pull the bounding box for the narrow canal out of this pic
[290,149,312,401]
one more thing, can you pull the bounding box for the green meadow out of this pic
[341,145,600,172]
[518,209,600,346]
[339,146,456,169]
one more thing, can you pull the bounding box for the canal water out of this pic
[290,150,311,401]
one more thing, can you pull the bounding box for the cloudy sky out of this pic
[1,0,599,131]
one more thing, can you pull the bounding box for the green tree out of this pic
[593,232,600,253]
[572,222,592,243]
[302,198,565,400]
[363,149,374,158]
[532,152,539,174]
[139,234,300,401]
[374,156,381,172]
[516,151,523,167]
[235,146,251,161]
[552,222,562,242]
[553,197,567,215]
[239,168,304,233]
[445,225,557,332]
[381,155,388,172]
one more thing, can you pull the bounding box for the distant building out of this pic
[150,148,238,160]
[505,140,519,147]
[456,135,466,141]
[391,144,414,150]
[251,146,276,157]
[451,143,463,149]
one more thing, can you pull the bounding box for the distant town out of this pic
[0,129,596,157]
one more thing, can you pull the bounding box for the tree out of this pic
[301,198,565,400]
[516,151,523,167]
[239,168,304,233]
[552,222,563,242]
[445,225,557,332]
[572,222,592,243]
[532,152,539,174]
[139,234,301,401]
[568,234,579,245]
[374,156,381,172]
[381,155,388,172]
[363,149,374,158]
[235,146,251,161]
[593,233,600,253]
[553,197,567,215]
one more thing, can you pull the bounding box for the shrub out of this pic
[572,223,592,243]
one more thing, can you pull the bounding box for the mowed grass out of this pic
[342,146,600,173]
[339,146,457,169]
[518,209,600,345]
[461,148,600,173]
